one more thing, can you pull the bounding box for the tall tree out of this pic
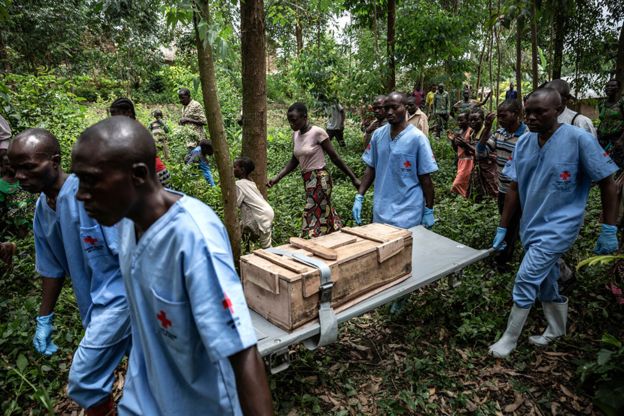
[617,22,624,93]
[193,0,241,262]
[515,19,523,104]
[530,0,539,89]
[386,0,396,91]
[551,0,566,79]
[240,0,268,196]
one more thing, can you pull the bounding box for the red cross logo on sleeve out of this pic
[403,160,412,169]
[83,236,98,245]
[560,171,571,181]
[604,151,609,157]
[222,296,234,313]
[366,143,371,151]
[157,310,172,329]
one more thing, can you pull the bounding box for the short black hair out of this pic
[110,98,136,119]
[178,88,191,96]
[199,139,213,156]
[153,109,163,118]
[235,156,255,175]
[288,102,308,117]
[469,107,485,118]
[498,98,522,115]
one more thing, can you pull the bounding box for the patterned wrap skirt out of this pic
[301,169,343,238]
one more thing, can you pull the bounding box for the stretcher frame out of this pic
[250,225,491,373]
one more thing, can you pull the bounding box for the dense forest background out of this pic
[1,0,623,415]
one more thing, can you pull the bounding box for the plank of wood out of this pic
[315,232,358,249]
[334,272,411,313]
[241,261,280,294]
[341,227,391,243]
[377,238,405,263]
[289,237,338,260]
[254,249,310,274]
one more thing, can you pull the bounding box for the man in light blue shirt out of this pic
[352,91,438,229]
[8,129,130,415]
[352,91,438,315]
[71,117,273,415]
[489,88,619,358]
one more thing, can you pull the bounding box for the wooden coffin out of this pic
[240,223,413,332]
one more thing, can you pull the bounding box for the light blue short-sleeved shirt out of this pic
[33,174,127,328]
[117,194,257,416]
[362,123,438,228]
[503,124,617,252]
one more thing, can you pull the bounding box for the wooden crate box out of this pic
[240,223,413,332]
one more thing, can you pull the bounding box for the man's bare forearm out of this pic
[38,277,65,316]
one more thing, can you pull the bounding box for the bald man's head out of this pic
[528,87,563,109]
[383,92,408,125]
[524,87,564,134]
[387,91,408,105]
[72,116,159,226]
[8,128,62,194]
[545,79,571,103]
[12,128,61,157]
[75,116,157,176]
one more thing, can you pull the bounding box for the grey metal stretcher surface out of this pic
[251,226,490,368]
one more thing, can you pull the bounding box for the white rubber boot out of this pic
[488,304,531,358]
[529,297,568,347]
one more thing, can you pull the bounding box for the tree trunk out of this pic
[488,0,494,112]
[616,22,624,96]
[240,0,268,197]
[372,0,379,56]
[295,19,303,55]
[386,0,396,91]
[552,1,565,79]
[193,2,241,263]
[530,0,539,90]
[516,19,523,104]
[475,30,489,100]
[495,25,501,109]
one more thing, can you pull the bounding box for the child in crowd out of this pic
[185,139,216,186]
[148,109,170,160]
[234,157,274,250]
[449,111,473,196]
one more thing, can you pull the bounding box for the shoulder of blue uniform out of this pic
[178,195,226,235]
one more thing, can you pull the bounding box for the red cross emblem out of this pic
[366,143,371,151]
[83,236,98,245]
[403,160,412,169]
[157,310,172,329]
[560,171,571,181]
[222,296,234,313]
[604,151,609,157]
[508,156,513,161]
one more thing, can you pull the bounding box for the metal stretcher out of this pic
[250,226,491,373]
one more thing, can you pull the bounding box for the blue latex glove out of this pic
[422,207,435,229]
[594,224,618,254]
[33,313,58,356]
[352,194,364,225]
[492,227,508,251]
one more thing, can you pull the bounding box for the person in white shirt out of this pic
[234,157,274,249]
[546,79,597,138]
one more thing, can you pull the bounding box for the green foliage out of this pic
[0,73,87,166]
[578,334,624,416]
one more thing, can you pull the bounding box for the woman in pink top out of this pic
[268,102,360,238]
